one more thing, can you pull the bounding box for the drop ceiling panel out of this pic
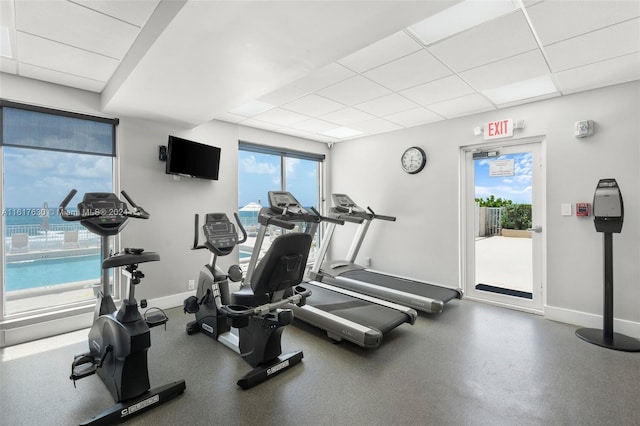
[289,118,336,133]
[258,85,309,106]
[384,107,443,127]
[17,32,118,82]
[460,49,550,91]
[290,63,356,93]
[251,108,309,127]
[73,0,159,27]
[350,118,403,134]
[15,0,140,59]
[317,75,392,105]
[18,63,106,92]
[0,57,17,74]
[337,31,422,73]
[363,50,452,91]
[239,118,281,131]
[544,18,640,72]
[428,10,538,72]
[555,52,640,94]
[354,93,418,116]
[282,94,346,116]
[427,93,495,119]
[400,74,475,106]
[526,0,640,46]
[319,107,375,126]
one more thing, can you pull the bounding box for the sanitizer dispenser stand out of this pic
[575,178,640,351]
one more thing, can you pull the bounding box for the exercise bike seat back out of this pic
[232,232,312,307]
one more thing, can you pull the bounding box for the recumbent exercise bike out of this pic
[183,202,319,389]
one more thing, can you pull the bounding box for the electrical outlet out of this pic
[188,279,195,290]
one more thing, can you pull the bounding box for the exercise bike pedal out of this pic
[144,307,169,329]
[70,355,97,384]
[145,313,168,328]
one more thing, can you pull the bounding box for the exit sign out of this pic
[484,118,513,140]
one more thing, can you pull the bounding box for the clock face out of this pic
[401,147,427,174]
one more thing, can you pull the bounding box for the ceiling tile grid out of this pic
[1,0,638,142]
[2,0,158,93]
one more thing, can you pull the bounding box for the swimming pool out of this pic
[5,254,101,291]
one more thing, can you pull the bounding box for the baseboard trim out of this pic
[545,305,640,339]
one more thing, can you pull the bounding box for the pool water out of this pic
[5,254,101,291]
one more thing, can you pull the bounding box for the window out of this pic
[238,142,323,263]
[1,101,117,318]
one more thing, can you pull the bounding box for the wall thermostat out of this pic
[575,120,594,138]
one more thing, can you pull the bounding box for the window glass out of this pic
[238,145,322,263]
[2,105,115,317]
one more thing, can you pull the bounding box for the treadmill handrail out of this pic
[366,206,396,222]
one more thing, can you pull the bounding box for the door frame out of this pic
[460,136,547,314]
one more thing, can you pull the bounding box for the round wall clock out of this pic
[400,146,427,174]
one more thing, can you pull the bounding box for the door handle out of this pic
[527,225,542,233]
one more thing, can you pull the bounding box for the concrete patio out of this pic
[475,235,532,293]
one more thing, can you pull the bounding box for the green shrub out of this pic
[475,195,513,207]
[501,204,532,230]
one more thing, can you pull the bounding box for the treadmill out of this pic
[251,191,416,349]
[309,193,462,314]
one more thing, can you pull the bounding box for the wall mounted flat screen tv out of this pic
[166,135,221,180]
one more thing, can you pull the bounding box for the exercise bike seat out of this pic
[102,249,160,269]
[232,233,312,307]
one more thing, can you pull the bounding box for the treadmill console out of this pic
[332,193,368,217]
[202,213,238,254]
[268,191,309,216]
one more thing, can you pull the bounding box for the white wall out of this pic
[117,119,331,303]
[330,81,640,333]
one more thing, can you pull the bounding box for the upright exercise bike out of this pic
[59,190,186,426]
[183,206,316,389]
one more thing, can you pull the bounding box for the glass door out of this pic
[463,139,545,312]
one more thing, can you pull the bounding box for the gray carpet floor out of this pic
[1,299,638,425]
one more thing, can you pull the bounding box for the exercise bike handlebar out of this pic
[58,189,95,221]
[121,190,150,219]
[58,189,150,222]
[233,212,248,244]
[216,286,312,319]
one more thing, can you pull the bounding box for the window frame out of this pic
[0,100,119,338]
[238,141,326,264]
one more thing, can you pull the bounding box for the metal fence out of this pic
[476,204,502,237]
[5,223,100,252]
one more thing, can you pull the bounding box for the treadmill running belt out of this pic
[304,284,409,334]
[340,270,459,303]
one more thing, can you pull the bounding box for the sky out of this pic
[5,147,319,213]
[474,152,532,204]
[3,147,112,208]
[238,151,319,208]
